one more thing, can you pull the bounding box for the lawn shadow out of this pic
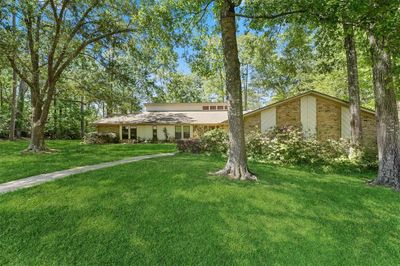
[0,154,399,265]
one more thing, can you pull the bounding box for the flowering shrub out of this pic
[83,132,118,144]
[200,128,229,154]
[176,139,202,153]
[246,126,377,168]
[181,126,377,169]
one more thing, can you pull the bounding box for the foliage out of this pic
[152,73,204,103]
[0,0,181,148]
[176,139,202,153]
[246,127,377,169]
[190,127,377,169]
[200,128,229,154]
[83,132,119,145]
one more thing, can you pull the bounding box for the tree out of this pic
[189,0,307,180]
[153,73,204,103]
[368,27,400,189]
[0,1,136,151]
[9,4,17,140]
[343,22,362,157]
[316,3,364,158]
[215,0,256,180]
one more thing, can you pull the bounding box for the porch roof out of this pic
[94,111,228,125]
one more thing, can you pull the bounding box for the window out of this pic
[210,106,216,110]
[131,127,137,140]
[175,126,182,139]
[202,106,209,110]
[122,126,129,139]
[152,126,157,141]
[217,105,224,110]
[183,126,190,139]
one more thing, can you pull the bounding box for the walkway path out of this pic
[0,153,175,194]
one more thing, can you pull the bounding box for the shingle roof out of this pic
[94,111,228,125]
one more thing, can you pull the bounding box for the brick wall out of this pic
[316,97,341,140]
[361,112,377,147]
[276,99,301,128]
[244,113,261,133]
[97,125,119,135]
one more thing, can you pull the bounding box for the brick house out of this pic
[94,91,377,145]
[242,91,376,146]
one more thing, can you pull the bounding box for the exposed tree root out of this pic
[368,178,400,191]
[214,165,257,181]
[21,145,56,154]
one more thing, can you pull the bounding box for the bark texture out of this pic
[16,80,27,138]
[9,70,17,140]
[27,87,48,152]
[80,96,85,138]
[343,22,362,158]
[368,29,400,189]
[9,7,17,140]
[215,0,256,181]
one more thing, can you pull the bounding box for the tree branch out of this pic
[53,0,100,72]
[7,56,34,89]
[53,28,131,83]
[195,0,214,24]
[234,10,305,20]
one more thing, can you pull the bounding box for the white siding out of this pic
[260,107,276,132]
[157,125,175,140]
[300,96,317,137]
[137,125,153,140]
[145,103,227,112]
[190,125,194,138]
[341,106,351,139]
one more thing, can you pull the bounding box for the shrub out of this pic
[246,126,377,168]
[83,132,119,144]
[176,139,202,153]
[200,128,228,154]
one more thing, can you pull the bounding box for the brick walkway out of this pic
[0,153,175,194]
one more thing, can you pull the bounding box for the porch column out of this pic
[128,126,131,140]
[119,124,122,140]
[190,125,193,138]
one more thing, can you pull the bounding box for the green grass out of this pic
[0,140,176,183]
[0,153,399,265]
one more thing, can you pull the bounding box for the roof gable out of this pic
[243,90,375,118]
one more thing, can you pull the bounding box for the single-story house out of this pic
[95,102,229,141]
[94,91,377,145]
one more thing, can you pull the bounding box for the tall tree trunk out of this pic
[16,80,27,138]
[80,96,85,138]
[27,90,46,152]
[26,79,56,152]
[243,64,249,111]
[9,70,17,140]
[58,104,62,138]
[9,6,17,140]
[215,0,256,180]
[0,85,3,109]
[343,22,362,158]
[106,102,113,117]
[368,29,400,189]
[53,94,58,138]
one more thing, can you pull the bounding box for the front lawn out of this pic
[0,140,176,183]
[0,154,399,265]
